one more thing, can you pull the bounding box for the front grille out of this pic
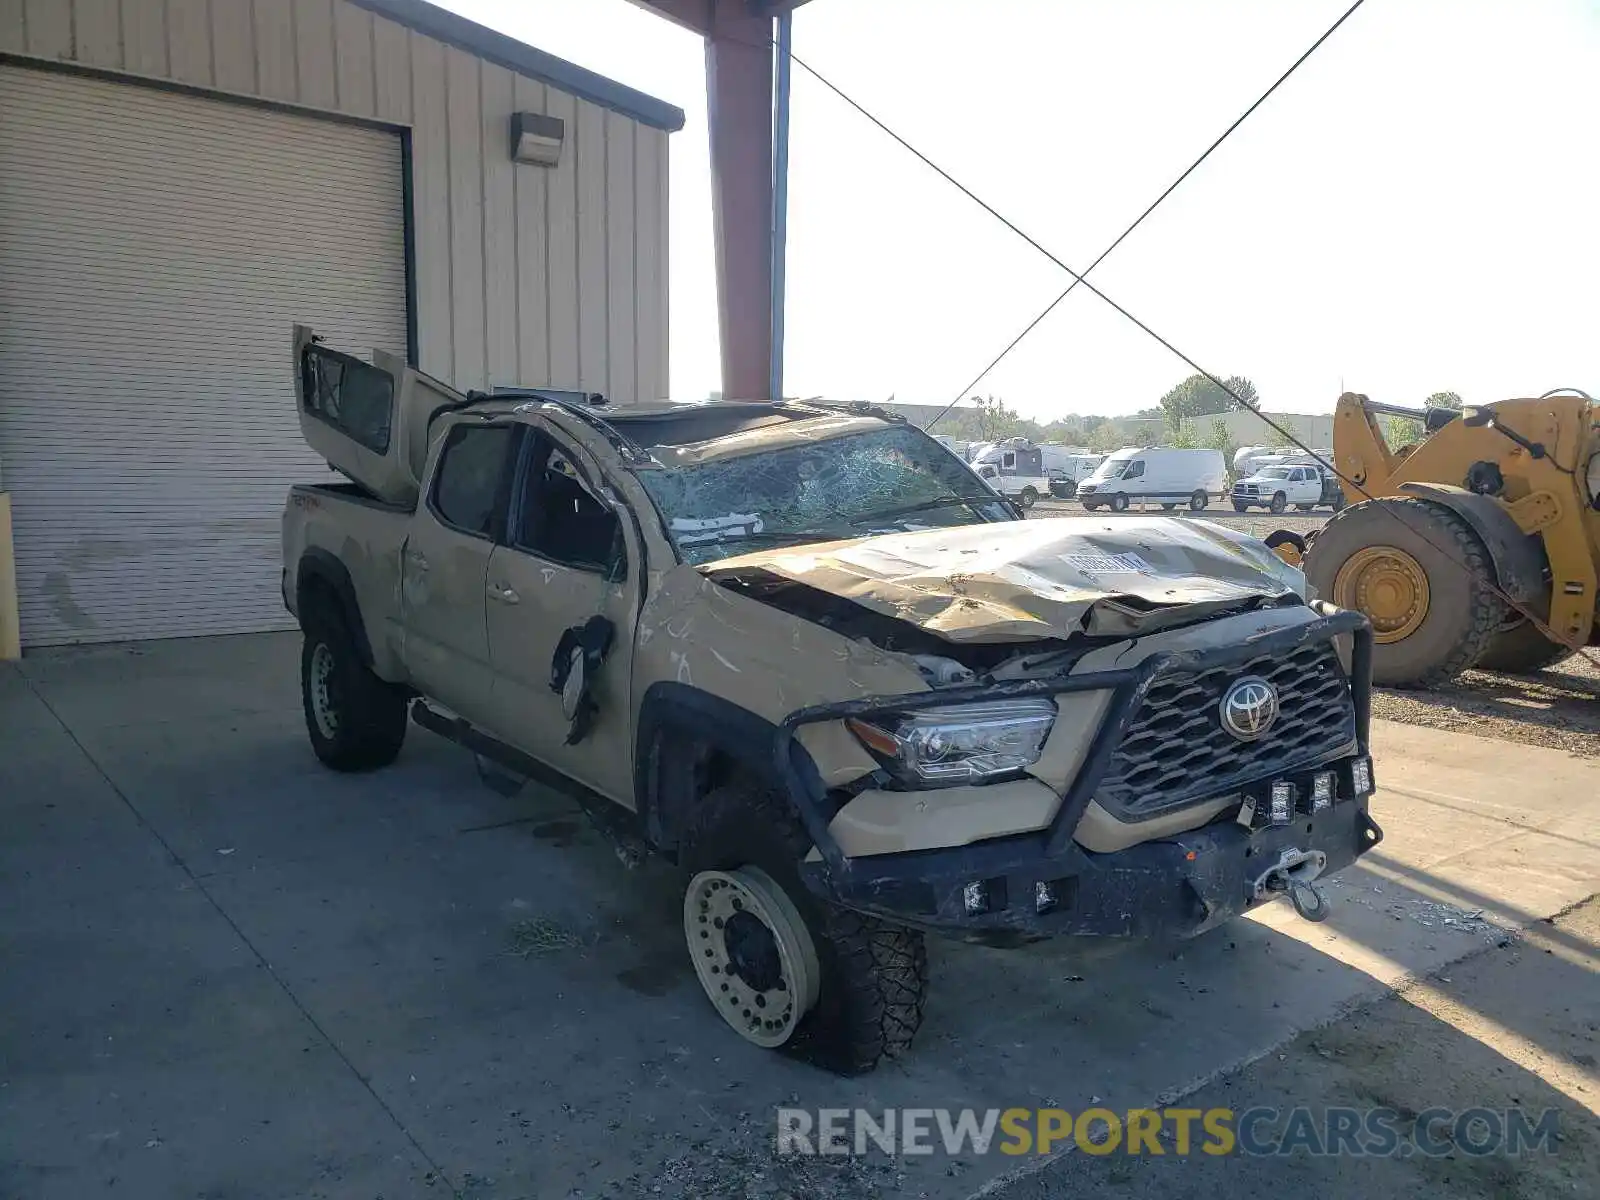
[1094,641,1356,821]
[1077,484,1098,495]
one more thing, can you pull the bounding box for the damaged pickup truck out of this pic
[282,327,1381,1074]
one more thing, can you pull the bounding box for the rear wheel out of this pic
[680,781,927,1075]
[1473,620,1576,675]
[1018,486,1039,510]
[1110,494,1130,513]
[1190,490,1209,512]
[300,609,407,771]
[1304,498,1504,688]
[1269,492,1288,514]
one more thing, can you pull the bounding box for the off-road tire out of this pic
[300,608,408,771]
[1190,490,1208,512]
[1473,620,1576,675]
[1304,497,1505,688]
[1018,486,1038,510]
[1269,491,1288,514]
[1110,494,1130,513]
[680,781,928,1075]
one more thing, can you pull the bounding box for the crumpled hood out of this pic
[702,516,1306,642]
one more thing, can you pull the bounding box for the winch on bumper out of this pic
[774,608,1381,945]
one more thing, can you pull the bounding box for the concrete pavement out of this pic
[2,633,1597,1199]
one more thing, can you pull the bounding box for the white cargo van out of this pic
[1075,447,1227,512]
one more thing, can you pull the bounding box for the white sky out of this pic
[444,0,1599,420]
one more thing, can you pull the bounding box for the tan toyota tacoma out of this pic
[282,326,1381,1074]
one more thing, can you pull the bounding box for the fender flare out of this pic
[295,547,376,667]
[633,681,824,852]
[1396,483,1549,611]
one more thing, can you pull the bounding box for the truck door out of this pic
[400,421,523,721]
[482,429,640,803]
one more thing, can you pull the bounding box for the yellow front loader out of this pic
[1301,392,1600,687]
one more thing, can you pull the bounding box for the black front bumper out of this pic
[774,606,1379,944]
[799,762,1380,945]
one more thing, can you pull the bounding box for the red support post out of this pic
[705,7,773,400]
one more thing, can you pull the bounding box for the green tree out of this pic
[1088,423,1125,453]
[1383,414,1422,450]
[1425,391,1463,410]
[1205,417,1237,463]
[1167,418,1200,448]
[1158,373,1260,427]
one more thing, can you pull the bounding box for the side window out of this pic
[1002,451,1016,469]
[1125,459,1146,479]
[300,345,394,453]
[431,425,518,538]
[513,437,624,576]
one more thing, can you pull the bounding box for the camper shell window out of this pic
[300,345,395,454]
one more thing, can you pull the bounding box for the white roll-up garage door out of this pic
[0,67,408,646]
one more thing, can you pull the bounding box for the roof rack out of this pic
[473,387,656,466]
[800,399,908,424]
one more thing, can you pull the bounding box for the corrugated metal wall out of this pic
[0,0,670,401]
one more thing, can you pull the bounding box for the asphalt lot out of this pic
[3,633,1597,1200]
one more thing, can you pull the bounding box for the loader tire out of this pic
[1304,498,1504,688]
[301,608,408,771]
[680,781,927,1075]
[1473,620,1576,675]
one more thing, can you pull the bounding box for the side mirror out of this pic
[1462,408,1493,428]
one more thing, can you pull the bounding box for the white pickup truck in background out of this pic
[1231,463,1346,513]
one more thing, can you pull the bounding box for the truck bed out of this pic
[281,481,414,682]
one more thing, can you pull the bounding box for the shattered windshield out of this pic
[639,425,1015,564]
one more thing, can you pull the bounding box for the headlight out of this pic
[846,698,1057,787]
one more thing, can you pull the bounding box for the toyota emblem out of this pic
[1220,676,1279,741]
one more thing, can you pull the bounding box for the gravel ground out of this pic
[1030,500,1600,757]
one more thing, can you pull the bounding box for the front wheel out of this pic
[1018,486,1039,510]
[1110,494,1130,513]
[1269,492,1288,514]
[1232,501,1249,512]
[301,611,408,771]
[680,782,927,1074]
[1303,498,1504,687]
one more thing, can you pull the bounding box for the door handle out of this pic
[488,582,520,604]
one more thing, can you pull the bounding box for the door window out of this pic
[1124,460,1146,479]
[513,437,625,576]
[1001,452,1016,470]
[431,424,519,538]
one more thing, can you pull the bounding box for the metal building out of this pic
[0,0,682,649]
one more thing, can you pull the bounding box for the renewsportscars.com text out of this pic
[776,1106,1561,1158]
